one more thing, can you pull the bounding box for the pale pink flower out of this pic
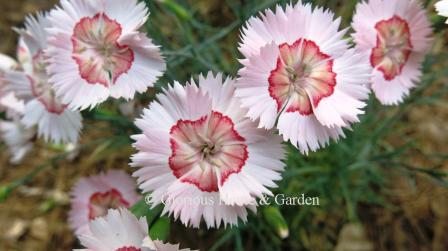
[75,208,193,251]
[0,54,18,89]
[46,0,166,110]
[0,53,25,118]
[131,72,285,228]
[236,2,371,154]
[436,0,448,23]
[0,54,17,70]
[69,170,141,235]
[142,237,195,251]
[6,13,83,144]
[0,80,29,166]
[0,119,35,164]
[16,37,33,73]
[0,53,33,164]
[352,0,432,105]
[0,92,26,119]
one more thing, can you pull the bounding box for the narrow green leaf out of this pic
[149,216,171,241]
[0,186,12,203]
[130,198,163,227]
[159,0,192,21]
[262,206,289,239]
[130,199,149,218]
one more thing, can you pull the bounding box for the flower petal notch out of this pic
[352,0,433,105]
[131,72,285,228]
[235,2,372,154]
[46,0,166,110]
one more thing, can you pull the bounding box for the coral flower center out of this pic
[88,189,130,220]
[371,15,413,81]
[71,13,134,87]
[268,39,336,115]
[29,51,66,114]
[115,247,141,251]
[169,111,248,192]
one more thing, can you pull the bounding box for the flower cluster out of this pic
[0,0,438,250]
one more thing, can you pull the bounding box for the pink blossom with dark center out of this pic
[131,72,285,228]
[236,2,371,154]
[46,0,166,110]
[352,0,432,105]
